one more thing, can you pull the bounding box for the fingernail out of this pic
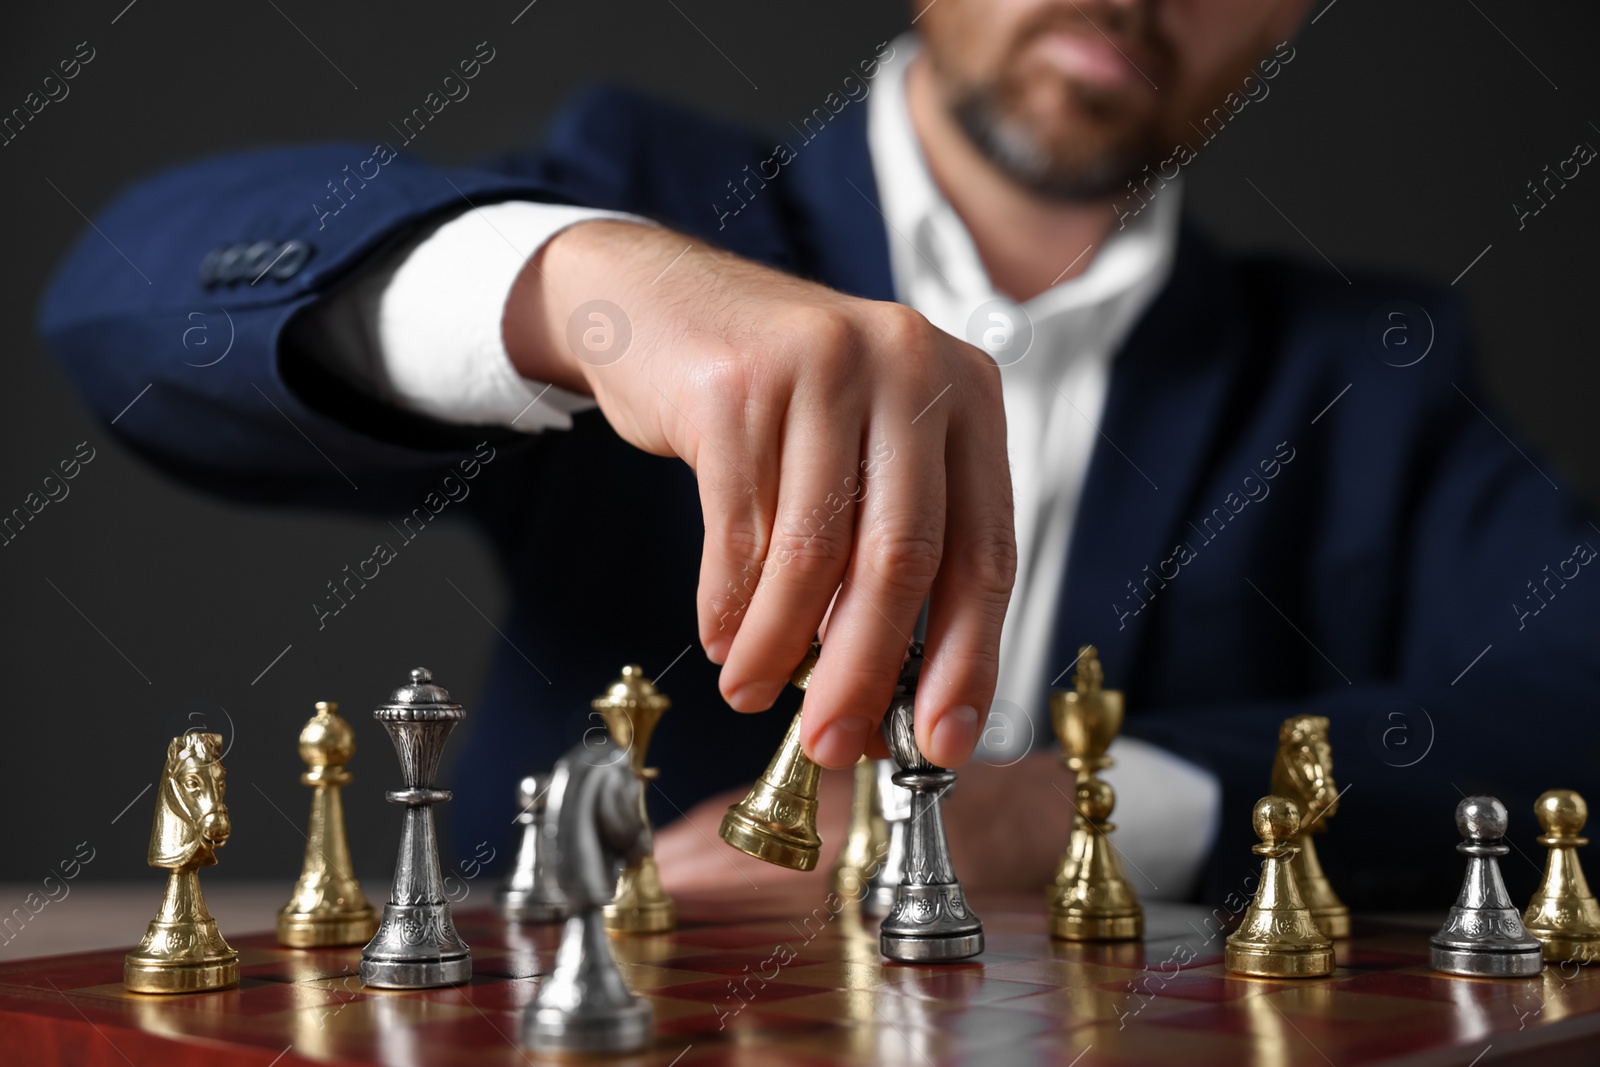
[812,716,872,768]
[930,705,980,765]
[727,681,781,713]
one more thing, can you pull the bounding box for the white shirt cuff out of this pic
[374,202,647,433]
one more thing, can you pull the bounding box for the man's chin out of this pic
[955,105,1156,202]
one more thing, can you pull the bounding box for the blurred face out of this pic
[918,0,1311,199]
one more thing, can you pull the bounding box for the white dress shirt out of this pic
[322,32,1220,898]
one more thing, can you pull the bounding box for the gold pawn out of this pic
[277,702,378,948]
[597,665,676,934]
[1271,715,1350,939]
[1524,789,1600,963]
[1225,796,1334,978]
[125,732,239,993]
[1051,778,1143,940]
[1048,646,1141,940]
[831,756,889,901]
[720,643,824,870]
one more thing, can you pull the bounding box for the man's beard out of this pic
[949,81,1166,202]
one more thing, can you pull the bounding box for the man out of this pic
[40,0,1600,906]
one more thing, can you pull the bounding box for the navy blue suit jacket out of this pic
[40,86,1600,906]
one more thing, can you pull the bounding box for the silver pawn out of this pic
[497,774,570,923]
[864,759,910,917]
[520,735,653,1055]
[1430,795,1544,977]
[878,647,983,962]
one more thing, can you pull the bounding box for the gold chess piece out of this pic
[1524,789,1600,962]
[277,702,379,947]
[1271,715,1350,940]
[831,756,889,901]
[1225,796,1335,978]
[1048,646,1141,940]
[1050,777,1143,941]
[720,642,824,870]
[597,665,676,934]
[125,732,239,993]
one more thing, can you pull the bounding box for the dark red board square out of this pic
[657,952,823,976]
[670,927,808,950]
[896,972,1056,1005]
[655,979,828,1004]
[1099,974,1288,1004]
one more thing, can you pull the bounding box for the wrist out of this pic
[501,218,664,396]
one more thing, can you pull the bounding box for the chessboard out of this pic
[4,890,1600,1066]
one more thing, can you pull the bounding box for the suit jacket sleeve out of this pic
[36,87,679,511]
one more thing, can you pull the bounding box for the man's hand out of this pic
[653,754,1075,893]
[505,220,1016,769]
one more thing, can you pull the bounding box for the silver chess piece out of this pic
[864,759,910,917]
[497,773,569,923]
[1430,795,1544,977]
[878,646,984,962]
[360,668,472,988]
[520,735,654,1055]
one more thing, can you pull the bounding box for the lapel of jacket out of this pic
[1053,224,1248,693]
[780,100,897,303]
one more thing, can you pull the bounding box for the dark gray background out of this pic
[1,0,1595,897]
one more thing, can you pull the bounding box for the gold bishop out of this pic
[277,702,378,947]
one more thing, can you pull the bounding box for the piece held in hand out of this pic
[596,665,676,934]
[520,734,654,1054]
[276,701,378,948]
[124,732,238,993]
[879,646,984,963]
[1430,795,1543,977]
[497,773,568,923]
[720,642,825,870]
[1048,646,1141,941]
[864,759,911,917]
[360,668,472,989]
[832,756,890,903]
[1524,789,1600,964]
[1225,796,1335,978]
[1271,714,1350,940]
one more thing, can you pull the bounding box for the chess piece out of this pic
[720,642,825,870]
[1050,776,1143,941]
[497,773,569,922]
[1524,789,1600,963]
[360,668,472,988]
[595,665,676,934]
[1048,647,1141,941]
[276,702,379,947]
[1225,796,1335,978]
[832,756,890,902]
[1431,796,1543,977]
[879,647,984,962]
[1271,714,1350,939]
[125,732,239,993]
[864,759,910,917]
[521,734,654,1054]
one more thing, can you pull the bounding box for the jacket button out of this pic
[267,239,313,281]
